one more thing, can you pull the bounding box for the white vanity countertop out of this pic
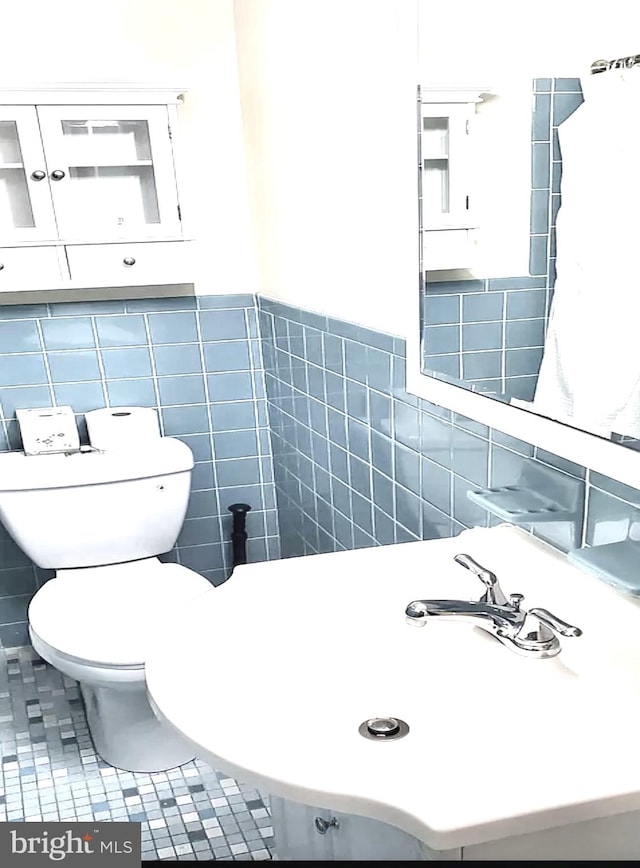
[145,525,640,851]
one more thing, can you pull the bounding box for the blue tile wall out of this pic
[0,295,279,646]
[258,296,640,578]
[422,78,584,402]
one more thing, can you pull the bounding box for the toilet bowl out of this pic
[0,431,218,773]
[28,557,213,772]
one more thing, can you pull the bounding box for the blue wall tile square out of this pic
[48,350,101,383]
[373,469,394,517]
[0,321,42,353]
[423,325,460,355]
[213,430,258,460]
[207,371,253,401]
[95,315,147,347]
[191,461,215,491]
[462,293,504,323]
[422,501,451,540]
[325,371,345,412]
[505,347,544,377]
[125,296,197,313]
[349,454,371,497]
[351,491,373,535]
[330,443,350,484]
[396,486,421,536]
[421,456,452,514]
[0,304,48,320]
[147,311,198,344]
[101,347,152,379]
[461,322,502,352]
[553,91,584,125]
[529,236,549,276]
[347,417,370,462]
[395,443,420,495]
[327,407,347,449]
[462,351,502,380]
[530,189,550,234]
[161,404,209,436]
[506,289,547,320]
[153,344,203,376]
[532,93,551,141]
[369,390,392,437]
[332,478,351,517]
[198,293,253,310]
[40,317,95,350]
[451,428,489,486]
[393,401,420,450]
[367,348,392,392]
[531,142,551,190]
[199,309,248,342]
[105,378,156,408]
[344,340,368,384]
[203,341,251,372]
[505,319,546,348]
[323,333,344,374]
[157,375,206,406]
[374,507,395,545]
[371,431,393,478]
[217,457,261,487]
[210,401,256,431]
[53,382,105,413]
[178,517,221,548]
[0,385,52,418]
[424,294,460,325]
[346,380,368,422]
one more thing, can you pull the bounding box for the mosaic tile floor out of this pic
[0,645,274,861]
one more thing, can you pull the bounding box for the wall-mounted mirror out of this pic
[407,3,640,489]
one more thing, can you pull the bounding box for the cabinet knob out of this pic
[123,257,136,267]
[50,170,66,181]
[30,170,46,181]
[314,816,339,835]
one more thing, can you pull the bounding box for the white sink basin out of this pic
[145,524,640,852]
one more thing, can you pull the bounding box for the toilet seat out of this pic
[28,558,213,668]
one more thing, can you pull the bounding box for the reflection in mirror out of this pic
[419,69,640,452]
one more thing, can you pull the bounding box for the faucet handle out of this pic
[453,553,507,605]
[509,593,525,612]
[528,607,582,638]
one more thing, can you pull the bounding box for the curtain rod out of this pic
[591,54,640,74]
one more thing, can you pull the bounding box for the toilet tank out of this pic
[0,438,194,569]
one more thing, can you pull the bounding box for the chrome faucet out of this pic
[405,553,582,659]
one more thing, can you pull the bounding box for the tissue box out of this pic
[16,406,81,455]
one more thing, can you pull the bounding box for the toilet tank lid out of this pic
[0,437,194,491]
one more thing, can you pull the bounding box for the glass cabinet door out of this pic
[420,103,472,230]
[0,107,58,242]
[36,106,181,242]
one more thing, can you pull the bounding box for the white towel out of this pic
[533,68,640,439]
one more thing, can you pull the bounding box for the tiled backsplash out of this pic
[258,296,640,572]
[0,294,279,646]
[422,78,585,401]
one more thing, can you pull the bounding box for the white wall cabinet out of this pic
[419,85,487,272]
[0,87,192,293]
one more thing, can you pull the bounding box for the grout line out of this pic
[193,305,225,574]
[88,317,108,408]
[32,320,56,411]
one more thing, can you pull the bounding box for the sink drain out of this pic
[358,717,409,740]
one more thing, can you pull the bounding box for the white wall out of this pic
[234,0,419,337]
[234,0,640,335]
[0,0,257,295]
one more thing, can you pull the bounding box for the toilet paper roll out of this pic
[85,407,161,451]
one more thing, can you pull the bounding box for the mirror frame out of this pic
[406,299,640,488]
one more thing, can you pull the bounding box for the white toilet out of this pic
[0,436,214,773]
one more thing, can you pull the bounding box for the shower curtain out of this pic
[533,67,640,439]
